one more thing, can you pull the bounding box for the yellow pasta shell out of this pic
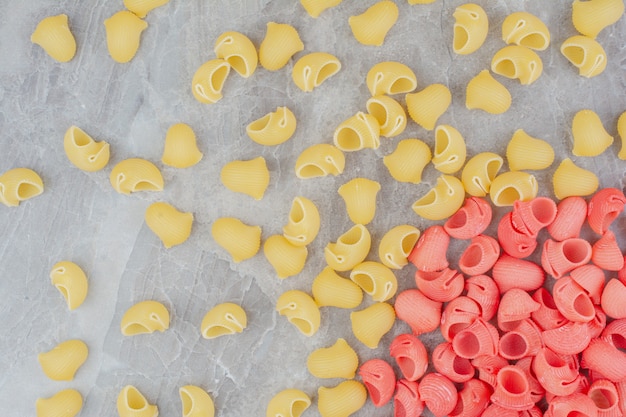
[211,217,262,263]
[117,385,158,417]
[49,261,88,310]
[489,171,538,206]
[179,385,215,417]
[561,35,607,78]
[144,202,193,248]
[350,302,395,349]
[0,167,44,207]
[572,0,625,39]
[318,381,367,417]
[266,389,311,417]
[502,11,550,51]
[461,152,504,196]
[64,126,110,172]
[264,234,308,279]
[366,95,407,137]
[124,0,170,18]
[338,177,381,225]
[214,31,258,78]
[406,83,452,130]
[307,338,359,379]
[38,339,88,381]
[453,3,489,55]
[553,158,599,200]
[246,107,297,146]
[276,290,320,337]
[259,22,304,71]
[109,158,164,195]
[283,196,320,246]
[383,138,431,184]
[31,14,77,63]
[333,111,381,151]
[349,1,399,46]
[120,300,170,336]
[295,143,345,178]
[312,266,363,308]
[617,111,626,160]
[366,61,418,96]
[506,129,554,171]
[378,224,421,269]
[491,45,543,85]
[465,69,512,114]
[292,52,341,92]
[200,302,247,339]
[36,389,83,417]
[350,261,397,302]
[324,224,371,272]
[220,156,270,200]
[104,10,148,63]
[191,59,231,104]
[571,109,613,157]
[412,174,465,221]
[432,124,466,174]
[161,123,202,168]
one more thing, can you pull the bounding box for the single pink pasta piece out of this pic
[546,393,598,417]
[587,188,626,235]
[570,265,606,304]
[465,274,500,321]
[432,342,475,383]
[601,279,626,319]
[490,365,535,411]
[498,318,542,360]
[452,318,499,359]
[497,288,541,331]
[359,359,395,407]
[592,231,624,271]
[448,379,491,417]
[541,238,593,278]
[587,379,621,417]
[472,354,509,389]
[440,296,481,342]
[601,318,626,349]
[444,197,492,239]
[552,276,596,323]
[497,212,538,258]
[547,196,588,241]
[407,225,449,272]
[542,320,592,355]
[492,254,545,293]
[510,197,558,238]
[531,287,568,331]
[414,268,464,302]
[515,357,546,403]
[394,379,424,417]
[481,403,520,417]
[389,333,428,382]
[418,373,458,417]
[394,289,442,335]
[458,235,500,276]
[532,347,582,396]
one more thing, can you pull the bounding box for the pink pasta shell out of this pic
[516,357,546,403]
[601,279,626,319]
[532,347,581,396]
[547,393,598,417]
[571,265,606,305]
[408,225,450,272]
[394,289,442,335]
[414,268,464,302]
[588,379,621,417]
[418,373,458,417]
[444,197,492,239]
[510,196,558,238]
[592,231,624,271]
[440,296,481,342]
[472,354,509,389]
[493,253,546,293]
[491,365,535,411]
[465,274,500,321]
[449,379,491,417]
[389,333,428,381]
[602,318,626,349]
[459,235,500,276]
[481,403,521,417]
[394,379,424,417]
[587,188,626,235]
[498,212,538,258]
[548,196,588,241]
[531,287,568,331]
[519,406,544,417]
[452,318,499,359]
[542,320,592,355]
[359,358,396,407]
[541,238,592,279]
[499,318,543,360]
[553,275,596,323]
[432,342,475,383]
[497,288,541,331]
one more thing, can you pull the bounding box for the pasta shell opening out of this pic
[453,25,470,52]
[290,400,311,417]
[203,324,233,339]
[494,59,516,78]
[125,386,149,410]
[72,128,91,147]
[589,386,619,411]
[315,62,340,86]
[500,333,528,358]
[17,181,42,200]
[180,390,194,416]
[198,66,228,96]
[338,225,365,245]
[388,76,415,95]
[519,33,548,50]
[563,239,591,264]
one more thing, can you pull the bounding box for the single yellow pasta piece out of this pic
[432,124,466,174]
[300,0,343,17]
[491,45,543,85]
[276,290,320,336]
[49,261,88,310]
[283,196,320,246]
[200,302,247,339]
[104,10,147,63]
[350,261,397,302]
[338,177,381,225]
[465,69,512,114]
[378,224,421,269]
[266,389,311,417]
[318,381,367,417]
[161,123,202,168]
[179,385,215,417]
[571,109,613,157]
[0,167,44,207]
[117,385,158,417]
[214,31,258,78]
[617,111,626,160]
[506,129,555,171]
[38,339,88,381]
[560,35,607,78]
[349,1,398,46]
[259,22,304,71]
[412,174,465,220]
[350,302,395,348]
[572,0,624,39]
[502,11,550,51]
[366,95,407,137]
[246,107,297,146]
[124,0,170,18]
[307,338,359,379]
[324,224,371,272]
[295,143,345,178]
[453,3,488,55]
[110,158,164,195]
[406,83,452,130]
[461,152,504,196]
[120,300,170,336]
[366,61,418,96]
[145,202,193,248]
[383,139,431,184]
[489,171,538,206]
[36,389,82,417]
[333,112,381,151]
[220,156,270,200]
[192,59,231,104]
[264,234,308,279]
[311,266,363,308]
[64,126,110,172]
[31,14,76,63]
[211,217,262,262]
[553,158,599,200]
[292,52,341,92]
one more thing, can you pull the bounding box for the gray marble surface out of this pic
[0,0,625,416]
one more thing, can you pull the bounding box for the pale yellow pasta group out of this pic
[453,3,488,55]
[179,385,215,417]
[120,300,170,336]
[295,144,345,179]
[378,224,420,269]
[247,107,297,146]
[37,389,83,417]
[104,11,148,63]
[38,339,88,381]
[561,35,607,78]
[220,156,270,200]
[214,31,258,78]
[307,338,359,379]
[145,202,193,248]
[571,109,613,156]
[276,290,320,336]
[406,83,452,130]
[412,174,465,220]
[0,167,44,207]
[64,126,110,172]
[366,95,407,137]
[201,302,247,339]
[259,22,304,71]
[263,234,308,279]
[117,385,158,417]
[161,123,203,168]
[383,139,431,184]
[49,261,88,310]
[432,124,466,174]
[266,389,311,417]
[366,61,417,96]
[211,217,262,262]
[350,302,395,348]
[292,52,341,92]
[465,70,511,114]
[110,158,164,195]
[283,196,320,246]
[349,1,399,46]
[502,12,550,51]
[333,112,381,151]
[317,380,367,417]
[31,14,77,63]
[338,177,380,225]
[324,224,371,271]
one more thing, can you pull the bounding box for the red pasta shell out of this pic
[547,393,598,417]
[498,212,538,258]
[491,365,535,410]
[408,225,449,272]
[587,187,626,235]
[511,196,558,237]
[394,289,442,335]
[472,354,509,389]
[592,231,624,271]
[497,288,541,331]
[531,287,568,331]
[418,373,458,417]
[359,358,396,407]
[465,274,500,321]
[499,318,542,360]
[414,268,464,302]
[516,357,546,403]
[601,279,626,319]
[542,320,592,355]
[570,265,606,305]
[452,318,499,359]
[519,406,544,417]
[440,296,481,342]
[541,238,593,278]
[493,253,545,293]
[601,318,626,349]
[389,333,428,381]
[394,379,424,417]
[481,403,521,417]
[532,347,581,396]
[553,275,596,323]
[548,196,588,241]
[432,342,475,383]
[449,379,491,417]
[459,235,500,276]
[587,379,621,417]
[444,197,492,240]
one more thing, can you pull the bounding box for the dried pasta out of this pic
[366,95,407,137]
[349,1,399,46]
[179,385,214,417]
[378,224,420,269]
[412,174,465,220]
[333,111,380,151]
[307,338,359,379]
[109,158,164,195]
[214,31,258,78]
[64,125,110,172]
[295,143,345,178]
[383,139,431,184]
[117,385,158,417]
[124,0,170,18]
[311,266,363,308]
[350,261,397,302]
[366,61,417,96]
[317,380,367,417]
[145,202,193,248]
[161,123,203,168]
[461,152,504,197]
[337,177,380,225]
[31,14,76,63]
[491,45,543,85]
[292,52,341,92]
[453,3,489,55]
[465,70,511,114]
[120,300,170,336]
[200,302,247,339]
[276,290,320,336]
[359,359,396,407]
[38,339,88,381]
[432,124,466,174]
[406,83,451,130]
[489,171,538,206]
[192,59,231,104]
[350,302,395,348]
[561,35,607,78]
[49,261,88,310]
[211,217,262,262]
[502,12,550,51]
[36,389,82,417]
[259,22,304,71]
[553,158,599,199]
[506,129,555,171]
[0,167,43,207]
[263,234,308,279]
[300,0,343,18]
[282,196,320,246]
[572,0,625,39]
[326,223,368,270]
[246,107,297,146]
[618,111,626,160]
[266,389,311,417]
[104,10,147,63]
[571,109,613,156]
[220,156,270,200]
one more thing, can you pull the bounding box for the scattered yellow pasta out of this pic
[294,143,345,178]
[220,156,270,200]
[307,338,359,379]
[489,171,538,206]
[350,302,395,348]
[318,381,367,417]
[110,158,164,195]
[366,61,418,96]
[283,196,320,246]
[145,202,193,248]
[617,111,626,160]
[214,31,258,78]
[571,109,613,157]
[161,123,203,168]
[0,167,44,207]
[412,174,465,220]
[453,3,488,55]
[200,302,247,339]
[117,385,158,417]
[406,83,451,130]
[572,0,624,39]
[36,389,82,417]
[461,152,504,196]
[325,224,371,272]
[292,52,341,92]
[378,224,421,269]
[49,261,88,310]
[31,14,76,63]
[465,69,512,114]
[366,95,407,137]
[120,300,170,336]
[553,158,599,199]
[350,261,397,302]
[383,138,431,184]
[338,177,381,225]
[192,59,231,104]
[276,290,320,336]
[506,129,554,171]
[349,1,398,46]
[432,124,466,174]
[38,339,88,381]
[64,126,110,172]
[179,385,215,417]
[211,217,262,262]
[560,35,607,78]
[502,11,550,51]
[104,10,147,63]
[266,389,311,417]
[263,234,308,279]
[333,112,381,151]
[246,107,297,146]
[259,22,304,71]
[311,266,363,309]
[491,45,543,85]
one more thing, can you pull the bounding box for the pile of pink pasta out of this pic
[358,188,626,417]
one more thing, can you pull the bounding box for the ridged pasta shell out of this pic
[493,253,545,293]
[324,224,371,272]
[350,302,395,349]
[120,300,170,335]
[444,197,492,239]
[515,357,546,404]
[497,288,540,331]
[572,109,613,157]
[109,158,164,195]
[383,139,431,184]
[311,266,363,308]
[337,177,381,225]
[459,234,500,276]
[366,61,417,96]
[453,3,489,55]
[491,365,534,411]
[466,70,511,114]
[561,35,607,78]
[299,0,343,18]
[200,302,247,339]
[582,338,626,383]
[366,95,406,137]
[472,354,509,389]
[496,212,538,259]
[489,171,538,207]
[432,342,474,383]
[64,126,110,172]
[0,167,44,207]
[461,152,503,197]
[307,338,358,379]
[350,261,397,302]
[547,196,587,241]
[124,0,170,18]
[38,339,88,381]
[358,359,396,407]
[601,278,626,319]
[191,59,231,104]
[259,22,304,71]
[408,225,450,272]
[145,202,193,248]
[378,224,420,269]
[389,333,428,381]
[49,261,88,310]
[506,129,555,171]
[394,379,424,417]
[499,319,542,359]
[292,52,341,92]
[412,174,465,220]
[263,234,307,279]
[282,196,320,246]
[276,290,320,336]
[179,385,214,417]
[553,158,599,200]
[502,12,550,50]
[572,0,625,38]
[214,31,258,78]
[541,238,592,279]
[450,379,491,417]
[491,45,543,85]
[36,389,83,417]
[220,156,269,200]
[465,274,500,321]
[294,143,345,178]
[510,197,557,237]
[161,123,202,168]
[414,268,464,303]
[531,288,568,331]
[266,389,310,417]
[440,296,481,342]
[587,188,626,235]
[592,230,624,271]
[542,320,591,355]
[406,83,451,130]
[394,289,442,335]
[349,1,398,46]
[432,124,466,174]
[532,347,581,396]
[104,11,148,63]
[246,106,297,146]
[31,14,77,63]
[602,318,626,347]
[211,217,261,263]
[418,373,458,417]
[317,381,366,417]
[570,264,605,304]
[587,379,621,417]
[333,111,381,151]
[452,318,499,359]
[117,385,158,417]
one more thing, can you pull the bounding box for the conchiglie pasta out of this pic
[318,381,367,417]
[31,14,76,63]
[200,302,247,339]
[333,111,381,151]
[259,22,304,71]
[324,224,371,272]
[491,45,543,85]
[307,338,359,379]
[406,83,452,130]
[145,202,193,248]
[109,158,164,195]
[378,224,420,269]
[117,385,158,417]
[489,171,538,206]
[295,143,345,178]
[49,261,88,310]
[264,234,308,279]
[349,1,398,46]
[300,0,343,18]
[191,59,231,104]
[572,0,625,39]
[350,261,397,302]
[120,300,170,336]
[561,35,607,78]
[465,70,511,114]
[211,217,261,262]
[104,10,147,63]
[461,152,504,196]
[292,52,341,92]
[366,61,417,96]
[38,339,88,381]
[179,385,214,417]
[276,290,320,336]
[553,158,599,200]
[246,107,297,146]
[432,124,466,174]
[350,302,395,348]
[266,389,311,417]
[453,3,489,55]
[502,12,550,51]
[506,129,555,171]
[220,156,270,200]
[0,168,44,207]
[124,0,170,17]
[311,266,363,309]
[571,109,613,156]
[161,123,202,168]
[338,177,381,225]
[36,389,83,417]
[283,196,320,246]
[618,111,626,160]
[383,139,431,184]
[366,95,407,138]
[214,31,257,78]
[412,174,465,221]
[64,126,110,172]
